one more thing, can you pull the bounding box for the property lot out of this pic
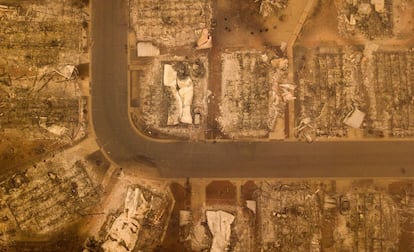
[160,178,414,251]
[0,0,89,168]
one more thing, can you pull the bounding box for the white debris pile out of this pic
[246,200,257,214]
[101,187,149,252]
[55,65,76,79]
[279,84,296,102]
[196,29,212,50]
[40,123,69,137]
[178,77,194,124]
[343,107,365,128]
[255,0,288,17]
[163,64,194,125]
[206,210,235,252]
[137,42,160,57]
[164,64,182,125]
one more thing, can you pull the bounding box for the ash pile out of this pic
[336,0,393,39]
[295,46,366,140]
[218,48,292,139]
[0,0,89,166]
[296,44,414,141]
[0,154,100,244]
[257,181,322,251]
[87,185,172,252]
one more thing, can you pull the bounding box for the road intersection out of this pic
[91,0,414,177]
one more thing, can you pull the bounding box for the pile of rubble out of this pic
[0,72,84,138]
[219,49,291,138]
[0,154,100,244]
[164,63,195,125]
[0,1,87,67]
[336,0,392,39]
[296,46,368,140]
[296,44,414,140]
[100,187,150,252]
[365,49,414,137]
[257,181,322,251]
[88,185,172,252]
[389,181,414,250]
[129,0,212,139]
[255,0,289,17]
[206,210,235,252]
[255,180,402,251]
[190,208,253,252]
[163,179,409,251]
[0,0,88,165]
[130,0,212,48]
[130,57,208,139]
[334,189,399,251]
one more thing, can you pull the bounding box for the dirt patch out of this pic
[77,63,89,78]
[241,180,258,201]
[85,150,110,184]
[206,180,237,206]
[212,0,308,48]
[212,0,267,49]
[206,45,224,139]
[297,0,350,47]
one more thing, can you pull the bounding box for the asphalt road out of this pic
[91,0,414,178]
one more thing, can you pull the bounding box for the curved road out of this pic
[91,0,413,177]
